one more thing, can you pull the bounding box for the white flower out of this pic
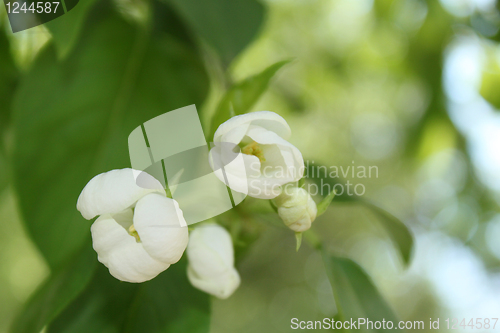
[77,168,188,283]
[186,223,240,299]
[274,187,317,232]
[211,111,304,199]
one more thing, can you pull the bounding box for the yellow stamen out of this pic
[241,141,266,162]
[128,224,141,242]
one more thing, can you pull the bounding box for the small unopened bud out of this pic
[274,187,317,232]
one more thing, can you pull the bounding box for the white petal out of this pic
[77,168,165,220]
[187,223,234,274]
[133,193,189,264]
[209,146,260,195]
[218,122,251,145]
[307,195,318,221]
[186,223,240,298]
[187,265,240,299]
[214,111,291,143]
[246,125,304,181]
[91,212,170,283]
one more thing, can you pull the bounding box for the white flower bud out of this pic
[186,223,240,299]
[274,187,317,232]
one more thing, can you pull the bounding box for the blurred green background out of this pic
[2,0,500,332]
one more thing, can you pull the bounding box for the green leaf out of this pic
[11,243,98,333]
[307,163,413,265]
[123,259,210,333]
[0,27,18,137]
[208,60,290,139]
[316,189,336,216]
[166,0,265,66]
[322,254,401,332]
[295,232,302,252]
[47,259,210,333]
[269,199,278,213]
[11,4,209,268]
[0,28,18,194]
[298,176,305,188]
[44,0,99,58]
[360,199,414,264]
[0,151,8,194]
[46,265,140,333]
[305,163,356,203]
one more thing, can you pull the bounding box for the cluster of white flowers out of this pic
[77,111,317,298]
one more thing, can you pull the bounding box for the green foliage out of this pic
[316,188,336,216]
[362,200,414,264]
[47,267,138,333]
[1,0,453,329]
[0,27,18,194]
[404,1,453,156]
[0,151,8,194]
[166,0,264,66]
[11,2,209,268]
[45,0,99,58]
[47,259,210,333]
[322,254,401,332]
[307,163,413,265]
[11,243,97,333]
[208,60,290,139]
[0,27,18,138]
[269,198,278,213]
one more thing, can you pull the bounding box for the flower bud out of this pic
[186,223,240,299]
[274,187,317,232]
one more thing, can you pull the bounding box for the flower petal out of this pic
[187,265,240,299]
[218,122,251,145]
[77,168,165,220]
[209,146,260,195]
[133,193,189,264]
[214,111,291,143]
[91,212,170,283]
[186,223,240,299]
[187,223,235,275]
[246,125,304,180]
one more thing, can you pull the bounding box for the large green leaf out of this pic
[208,60,290,140]
[11,3,209,268]
[167,0,264,66]
[0,27,18,136]
[0,151,8,194]
[44,0,99,58]
[307,163,414,265]
[123,259,211,333]
[322,254,402,332]
[0,27,18,193]
[47,265,140,333]
[47,259,210,333]
[360,199,414,264]
[11,242,98,333]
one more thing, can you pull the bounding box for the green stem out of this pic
[303,229,322,250]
